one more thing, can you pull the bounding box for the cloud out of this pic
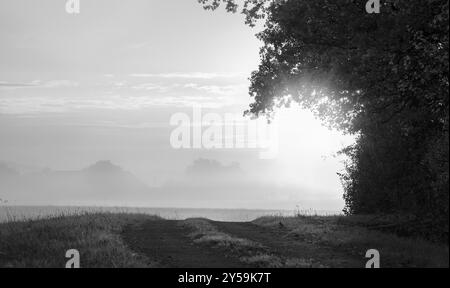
[182,83,247,96]
[0,80,79,90]
[39,80,79,88]
[0,81,40,89]
[130,83,169,92]
[0,93,236,115]
[129,72,244,79]
[196,84,246,95]
[183,83,198,88]
[0,96,71,114]
[0,74,246,114]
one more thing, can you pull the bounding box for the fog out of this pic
[0,0,353,212]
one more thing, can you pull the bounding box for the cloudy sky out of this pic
[0,0,354,210]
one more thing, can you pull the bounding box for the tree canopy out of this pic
[200,0,449,241]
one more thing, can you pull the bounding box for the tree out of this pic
[200,0,449,241]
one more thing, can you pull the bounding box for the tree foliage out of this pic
[200,0,449,241]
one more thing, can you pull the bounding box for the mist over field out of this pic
[0,159,344,211]
[0,0,356,213]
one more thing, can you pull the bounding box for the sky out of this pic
[0,0,354,211]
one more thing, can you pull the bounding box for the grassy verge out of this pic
[253,215,449,268]
[0,213,160,268]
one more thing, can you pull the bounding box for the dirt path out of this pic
[122,219,364,268]
[212,221,364,268]
[122,220,247,268]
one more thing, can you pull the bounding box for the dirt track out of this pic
[122,220,247,268]
[122,219,363,268]
[213,221,363,268]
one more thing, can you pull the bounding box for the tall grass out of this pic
[253,215,449,268]
[0,211,160,268]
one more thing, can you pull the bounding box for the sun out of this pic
[270,104,355,189]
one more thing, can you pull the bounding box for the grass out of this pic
[0,212,160,268]
[183,218,262,249]
[182,218,325,268]
[2,207,446,268]
[253,215,449,268]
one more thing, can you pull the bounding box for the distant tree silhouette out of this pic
[200,0,449,241]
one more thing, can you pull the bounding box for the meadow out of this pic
[253,215,449,268]
[0,211,159,268]
[0,208,448,268]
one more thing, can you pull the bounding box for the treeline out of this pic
[200,0,449,241]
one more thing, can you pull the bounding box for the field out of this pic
[0,212,159,268]
[0,211,448,268]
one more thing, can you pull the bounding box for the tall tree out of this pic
[200,0,449,240]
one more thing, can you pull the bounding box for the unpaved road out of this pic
[213,221,363,268]
[122,219,363,268]
[122,220,247,268]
